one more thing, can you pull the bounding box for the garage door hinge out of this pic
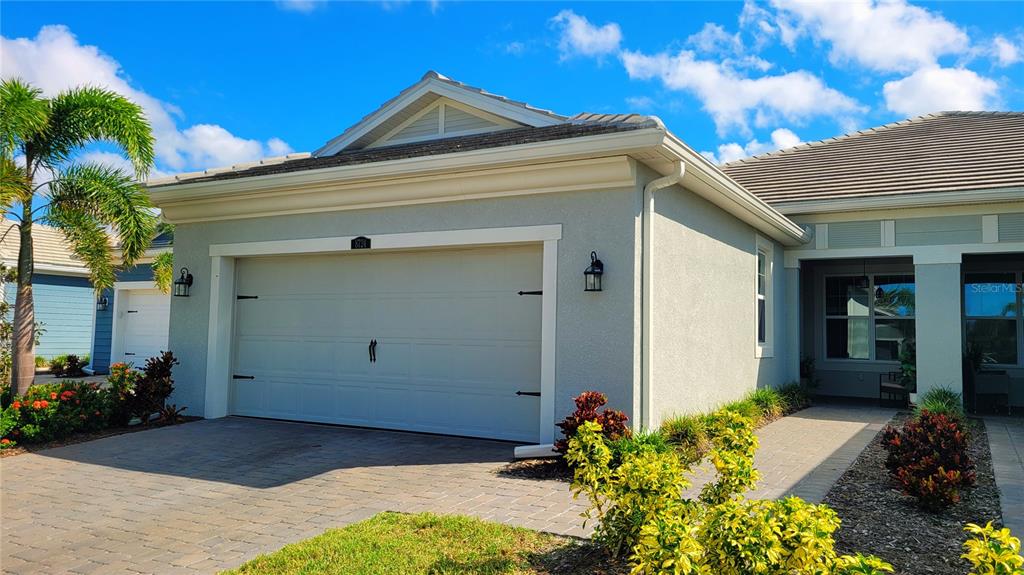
[236,295,258,300]
[517,290,542,296]
[515,391,541,396]
[232,374,255,380]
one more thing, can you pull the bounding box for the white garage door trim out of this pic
[204,224,561,443]
[110,281,170,368]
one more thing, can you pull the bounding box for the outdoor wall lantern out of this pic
[584,251,604,292]
[173,267,194,297]
[96,295,108,312]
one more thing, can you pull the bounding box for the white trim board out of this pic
[203,224,562,444]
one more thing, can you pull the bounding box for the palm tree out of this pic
[1,78,158,395]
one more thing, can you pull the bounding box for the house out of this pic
[1,221,96,362]
[1,219,173,374]
[148,72,1024,446]
[88,231,173,374]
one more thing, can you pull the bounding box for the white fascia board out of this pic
[772,187,1024,216]
[150,128,666,206]
[314,78,563,156]
[659,134,810,247]
[31,263,91,277]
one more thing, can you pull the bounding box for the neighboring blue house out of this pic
[1,221,173,374]
[1,221,95,361]
[90,231,173,374]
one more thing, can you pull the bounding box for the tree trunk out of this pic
[11,203,35,395]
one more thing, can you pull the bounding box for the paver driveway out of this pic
[0,418,586,575]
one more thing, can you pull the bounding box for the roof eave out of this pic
[771,187,1024,215]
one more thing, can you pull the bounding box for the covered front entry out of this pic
[229,245,543,442]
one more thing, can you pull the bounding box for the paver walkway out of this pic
[984,415,1024,533]
[684,404,896,502]
[1,405,894,574]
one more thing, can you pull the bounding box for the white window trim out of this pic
[204,224,562,445]
[756,235,775,358]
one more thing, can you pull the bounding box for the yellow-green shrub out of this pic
[568,412,894,575]
[962,522,1024,575]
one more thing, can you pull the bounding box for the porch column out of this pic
[914,258,963,398]
[784,264,801,383]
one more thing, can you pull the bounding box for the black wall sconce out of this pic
[584,251,604,292]
[96,295,108,312]
[173,267,194,297]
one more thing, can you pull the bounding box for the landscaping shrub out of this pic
[48,355,67,377]
[567,414,893,574]
[34,356,47,368]
[779,381,812,411]
[49,354,87,378]
[750,387,786,420]
[882,410,975,511]
[0,381,109,447]
[554,390,629,453]
[915,387,964,421]
[609,429,672,465]
[120,352,179,424]
[106,362,141,426]
[720,397,762,422]
[962,522,1024,575]
[660,413,711,465]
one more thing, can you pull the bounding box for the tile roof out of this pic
[148,118,658,187]
[0,220,88,271]
[720,112,1024,205]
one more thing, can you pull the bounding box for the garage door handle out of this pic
[369,339,377,363]
[124,352,136,356]
[126,310,138,313]
[516,391,541,397]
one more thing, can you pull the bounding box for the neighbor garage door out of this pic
[230,245,543,442]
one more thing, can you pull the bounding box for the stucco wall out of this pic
[648,182,788,425]
[167,186,643,432]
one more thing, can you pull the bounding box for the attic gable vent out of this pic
[368,98,519,149]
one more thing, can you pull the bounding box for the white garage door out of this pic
[230,245,543,442]
[117,289,171,366]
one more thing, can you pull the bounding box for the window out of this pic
[755,236,773,357]
[824,274,915,361]
[964,272,1020,366]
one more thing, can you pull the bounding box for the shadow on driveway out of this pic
[23,416,520,488]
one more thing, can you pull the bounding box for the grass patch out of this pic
[914,387,964,421]
[222,512,571,575]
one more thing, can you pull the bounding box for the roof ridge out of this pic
[721,111,1024,167]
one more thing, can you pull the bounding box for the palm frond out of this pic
[152,250,174,293]
[0,157,31,208]
[43,86,155,178]
[47,209,116,292]
[0,78,49,160]
[46,162,158,281]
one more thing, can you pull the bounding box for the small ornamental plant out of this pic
[882,410,975,511]
[962,522,1024,575]
[554,390,630,454]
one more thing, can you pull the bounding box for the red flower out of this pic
[60,390,75,401]
[39,400,49,409]
[1,439,10,445]
[11,401,21,410]
[49,392,58,400]
[31,401,41,409]
[94,411,101,416]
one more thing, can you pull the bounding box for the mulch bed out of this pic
[500,456,573,482]
[823,412,1002,575]
[0,416,202,458]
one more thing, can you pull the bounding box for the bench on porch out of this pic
[879,372,910,407]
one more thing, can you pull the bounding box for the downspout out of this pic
[640,161,685,430]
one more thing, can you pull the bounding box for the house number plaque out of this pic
[351,236,371,249]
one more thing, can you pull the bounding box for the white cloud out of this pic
[275,0,320,13]
[883,66,1000,116]
[1,25,293,173]
[266,137,294,157]
[551,10,622,60]
[766,0,970,73]
[701,128,802,164]
[687,23,742,55]
[78,151,170,181]
[505,41,526,56]
[621,49,863,136]
[992,35,1022,67]
[625,95,655,110]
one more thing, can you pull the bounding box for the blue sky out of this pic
[2,0,1022,175]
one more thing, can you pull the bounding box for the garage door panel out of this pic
[231,245,542,442]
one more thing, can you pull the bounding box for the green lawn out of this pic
[222,512,606,575]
